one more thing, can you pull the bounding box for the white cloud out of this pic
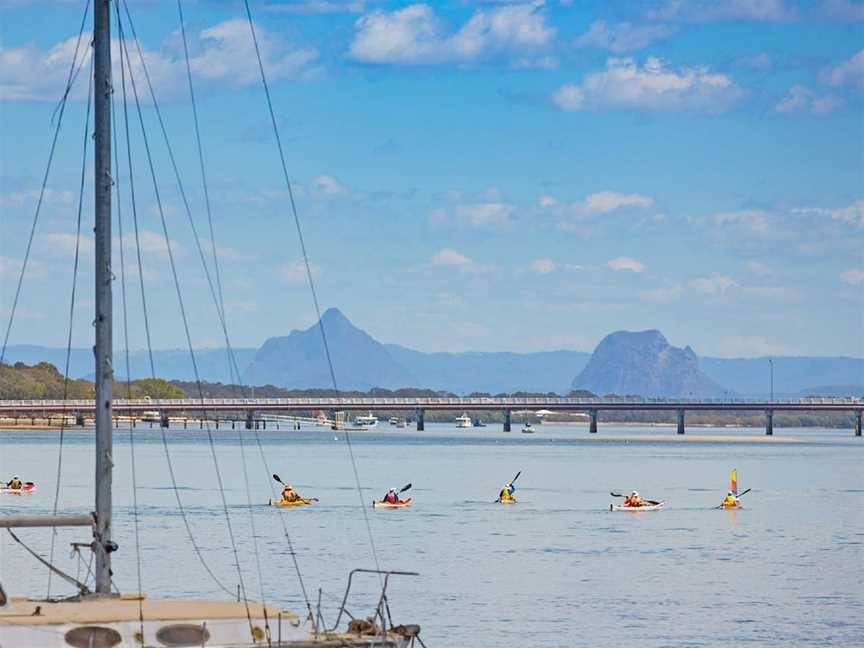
[538,195,558,207]
[647,0,798,23]
[607,256,645,273]
[746,261,775,278]
[0,188,74,206]
[820,49,864,90]
[456,201,515,227]
[792,200,864,227]
[264,1,366,14]
[348,2,555,66]
[580,191,654,214]
[311,175,347,196]
[819,0,864,22]
[431,247,472,267]
[530,258,556,274]
[553,57,745,114]
[775,84,841,116]
[638,284,683,302]
[123,229,178,258]
[0,20,318,102]
[40,231,93,256]
[279,260,321,285]
[574,20,677,53]
[736,52,773,70]
[714,335,787,358]
[712,209,770,235]
[689,273,736,294]
[430,247,490,274]
[840,268,864,285]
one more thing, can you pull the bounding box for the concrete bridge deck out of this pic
[0,396,861,414]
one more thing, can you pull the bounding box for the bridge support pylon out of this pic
[677,409,685,435]
[503,410,511,432]
[589,409,598,434]
[160,411,169,429]
[766,409,774,436]
[416,408,425,431]
[854,411,861,437]
[75,413,85,427]
[245,410,254,430]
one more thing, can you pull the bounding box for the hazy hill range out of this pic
[572,330,725,398]
[4,310,862,397]
[242,308,418,391]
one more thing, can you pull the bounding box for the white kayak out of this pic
[610,501,664,511]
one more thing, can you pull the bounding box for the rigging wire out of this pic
[46,53,93,600]
[111,15,145,637]
[126,0,314,623]
[241,0,382,575]
[116,9,257,640]
[0,0,91,368]
[114,3,235,600]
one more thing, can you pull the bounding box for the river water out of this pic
[1,423,862,646]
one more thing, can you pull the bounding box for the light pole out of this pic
[769,357,774,402]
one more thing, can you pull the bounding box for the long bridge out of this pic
[1,396,861,435]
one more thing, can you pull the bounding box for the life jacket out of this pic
[8,479,22,490]
[723,495,738,507]
[283,489,298,502]
[499,489,514,501]
[384,491,398,503]
[625,496,642,507]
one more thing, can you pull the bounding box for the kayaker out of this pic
[6,476,23,490]
[281,484,300,503]
[721,491,739,508]
[624,490,643,507]
[383,488,400,504]
[498,482,516,502]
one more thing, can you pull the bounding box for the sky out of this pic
[0,0,862,360]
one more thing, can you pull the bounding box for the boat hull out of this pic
[371,497,413,509]
[610,502,664,511]
[0,597,416,647]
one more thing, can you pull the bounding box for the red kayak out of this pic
[1,482,37,495]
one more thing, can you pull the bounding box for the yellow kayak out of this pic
[268,498,316,507]
[498,497,517,504]
[371,497,413,509]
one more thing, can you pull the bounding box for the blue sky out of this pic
[1,0,862,359]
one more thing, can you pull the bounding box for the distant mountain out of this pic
[572,330,725,398]
[242,308,417,391]
[1,345,256,384]
[385,345,589,394]
[5,313,862,397]
[699,357,864,397]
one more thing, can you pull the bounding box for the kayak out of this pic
[610,501,664,511]
[268,498,315,507]
[498,498,517,504]
[720,502,742,510]
[372,497,413,509]
[1,482,37,495]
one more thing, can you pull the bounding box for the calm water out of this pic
[1,424,862,646]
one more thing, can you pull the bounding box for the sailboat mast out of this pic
[93,0,114,596]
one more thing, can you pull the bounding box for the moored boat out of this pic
[372,497,413,509]
[455,412,472,428]
[610,501,665,511]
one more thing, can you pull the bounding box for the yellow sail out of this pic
[730,469,738,496]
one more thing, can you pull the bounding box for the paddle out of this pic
[610,492,660,506]
[715,488,752,509]
[272,474,318,502]
[495,472,521,502]
[399,483,412,494]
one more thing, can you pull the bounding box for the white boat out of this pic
[140,409,161,423]
[610,501,665,511]
[355,412,379,428]
[521,423,535,434]
[0,6,423,646]
[388,416,399,425]
[455,412,472,428]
